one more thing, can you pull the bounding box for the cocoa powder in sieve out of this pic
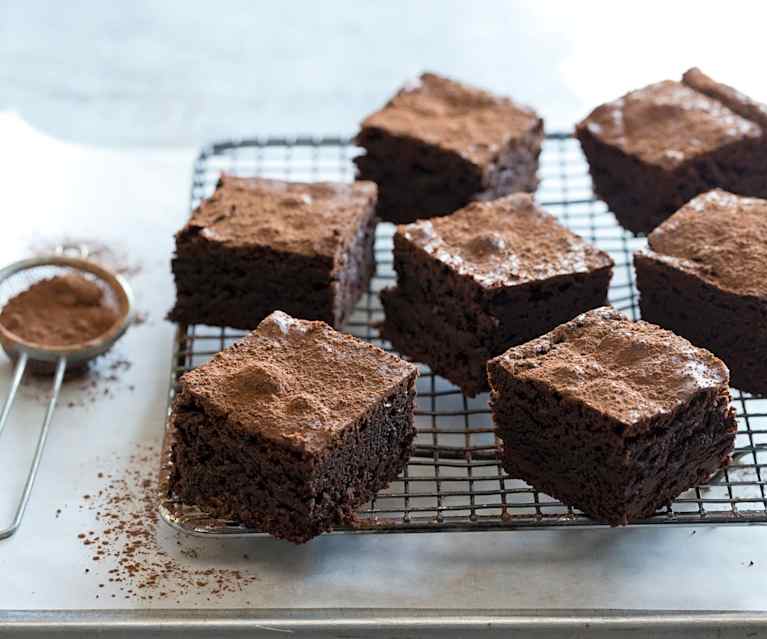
[0,274,119,347]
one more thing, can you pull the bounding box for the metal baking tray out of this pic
[159,133,767,538]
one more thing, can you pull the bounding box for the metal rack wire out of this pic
[159,133,767,537]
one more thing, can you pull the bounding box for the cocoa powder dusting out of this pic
[0,274,119,347]
[77,444,259,601]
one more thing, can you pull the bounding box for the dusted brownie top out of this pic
[179,176,376,258]
[179,311,417,454]
[398,193,613,289]
[682,67,767,130]
[576,80,761,170]
[357,72,541,166]
[490,306,729,429]
[640,189,767,298]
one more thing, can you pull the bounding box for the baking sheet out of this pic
[1,113,767,636]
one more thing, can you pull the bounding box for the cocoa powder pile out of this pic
[0,274,119,347]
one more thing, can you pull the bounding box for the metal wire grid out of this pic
[161,133,767,536]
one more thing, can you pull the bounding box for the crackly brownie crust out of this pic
[576,74,767,234]
[380,194,613,395]
[488,307,737,525]
[168,176,377,329]
[635,189,767,394]
[355,72,543,223]
[169,311,418,543]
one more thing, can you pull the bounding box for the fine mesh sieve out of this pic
[0,251,134,539]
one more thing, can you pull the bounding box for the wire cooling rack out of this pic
[159,133,767,537]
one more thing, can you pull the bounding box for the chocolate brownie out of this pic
[355,72,543,223]
[380,193,613,396]
[488,307,737,525]
[169,311,418,543]
[576,72,767,234]
[168,176,377,329]
[635,189,767,394]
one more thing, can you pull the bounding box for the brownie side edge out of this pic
[330,201,377,326]
[168,239,336,329]
[355,128,484,222]
[478,119,544,199]
[380,286,491,396]
[635,250,767,394]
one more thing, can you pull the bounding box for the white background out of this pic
[2,0,766,146]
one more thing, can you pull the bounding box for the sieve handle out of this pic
[0,355,66,540]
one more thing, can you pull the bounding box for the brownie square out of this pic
[380,193,613,396]
[635,189,767,394]
[355,72,543,223]
[168,176,377,329]
[169,311,418,543]
[488,307,737,525]
[576,73,767,234]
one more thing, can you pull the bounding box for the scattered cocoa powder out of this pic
[0,274,119,348]
[30,238,143,279]
[19,351,135,407]
[77,443,259,601]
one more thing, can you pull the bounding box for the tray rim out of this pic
[5,608,767,637]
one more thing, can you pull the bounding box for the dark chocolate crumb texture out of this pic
[168,176,377,330]
[576,68,767,234]
[488,306,737,525]
[381,193,613,396]
[355,72,543,223]
[169,311,418,543]
[635,189,767,394]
